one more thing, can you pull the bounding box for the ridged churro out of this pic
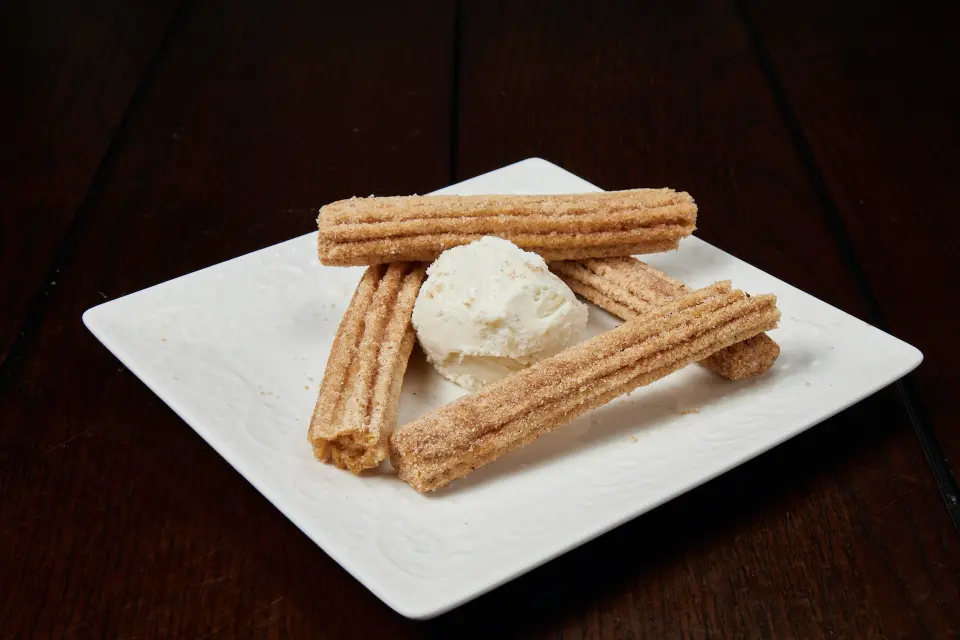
[551,257,780,380]
[390,282,780,491]
[317,189,697,266]
[308,262,425,472]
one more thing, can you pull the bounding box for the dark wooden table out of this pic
[3,0,959,636]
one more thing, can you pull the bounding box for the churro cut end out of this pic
[396,466,429,493]
[700,333,781,380]
[310,427,385,474]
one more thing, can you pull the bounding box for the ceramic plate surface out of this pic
[84,158,922,619]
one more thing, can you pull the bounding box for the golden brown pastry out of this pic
[551,257,780,379]
[317,189,697,266]
[390,282,780,491]
[308,262,425,472]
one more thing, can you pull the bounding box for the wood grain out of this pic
[0,0,182,366]
[740,0,960,485]
[427,392,960,637]
[3,0,958,636]
[443,0,960,635]
[0,0,451,636]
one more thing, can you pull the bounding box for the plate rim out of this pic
[82,157,923,619]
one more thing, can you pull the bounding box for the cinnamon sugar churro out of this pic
[390,282,780,491]
[308,262,425,472]
[551,257,780,380]
[317,189,697,266]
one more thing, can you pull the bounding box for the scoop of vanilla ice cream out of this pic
[412,236,589,391]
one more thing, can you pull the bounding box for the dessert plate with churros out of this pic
[84,158,922,618]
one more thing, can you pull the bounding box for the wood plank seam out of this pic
[0,0,196,389]
[734,0,960,535]
[449,0,463,184]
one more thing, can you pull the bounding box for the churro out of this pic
[308,262,425,472]
[551,257,780,380]
[390,282,780,491]
[317,189,697,266]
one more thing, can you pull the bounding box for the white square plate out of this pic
[84,158,922,619]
